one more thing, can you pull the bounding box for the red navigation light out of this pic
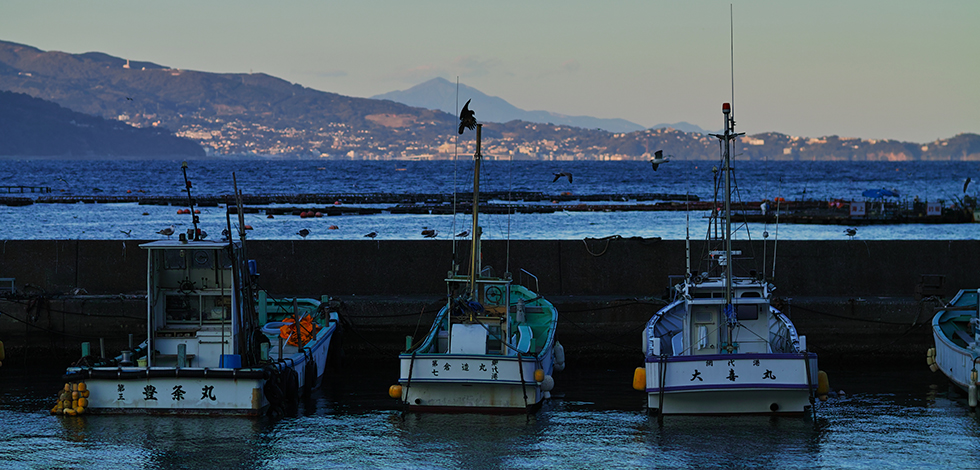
[722,103,731,114]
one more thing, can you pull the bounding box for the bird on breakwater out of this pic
[458,99,476,135]
[156,225,175,239]
[456,230,469,238]
[650,150,671,171]
[844,228,857,239]
[364,231,378,238]
[297,228,310,238]
[421,227,438,238]
[552,172,573,183]
[964,177,972,193]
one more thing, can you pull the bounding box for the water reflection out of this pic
[4,365,980,468]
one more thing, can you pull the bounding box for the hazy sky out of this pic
[2,1,977,142]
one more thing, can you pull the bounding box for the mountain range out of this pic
[0,39,977,161]
[372,77,711,135]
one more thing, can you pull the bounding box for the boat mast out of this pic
[723,103,733,308]
[468,124,483,299]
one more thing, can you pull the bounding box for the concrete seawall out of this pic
[1,239,975,367]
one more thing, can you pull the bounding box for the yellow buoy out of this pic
[64,383,71,392]
[388,385,403,399]
[78,397,88,407]
[816,371,830,396]
[632,367,646,391]
[72,391,79,400]
[77,382,86,392]
[534,369,545,383]
[81,390,90,398]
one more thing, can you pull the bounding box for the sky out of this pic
[2,0,977,143]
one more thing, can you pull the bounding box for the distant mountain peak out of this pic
[373,78,647,133]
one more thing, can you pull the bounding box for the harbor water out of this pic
[3,158,980,468]
[0,364,977,469]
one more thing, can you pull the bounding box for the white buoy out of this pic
[541,375,555,392]
[970,384,977,409]
[553,342,566,372]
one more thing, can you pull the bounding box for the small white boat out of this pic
[633,102,821,416]
[929,289,980,406]
[390,120,564,413]
[56,165,339,416]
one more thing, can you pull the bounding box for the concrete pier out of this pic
[0,239,974,367]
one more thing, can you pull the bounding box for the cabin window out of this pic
[736,304,759,320]
[740,291,761,298]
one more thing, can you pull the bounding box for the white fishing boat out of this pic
[56,164,339,416]
[633,102,822,416]
[390,117,564,413]
[929,289,980,406]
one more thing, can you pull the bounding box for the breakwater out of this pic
[1,239,975,367]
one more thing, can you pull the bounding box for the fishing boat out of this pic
[389,117,564,413]
[928,289,980,407]
[56,164,339,416]
[633,102,822,416]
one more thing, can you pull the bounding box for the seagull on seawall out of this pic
[844,228,857,239]
[297,228,310,238]
[552,172,573,183]
[156,225,175,239]
[650,150,671,171]
[364,231,378,238]
[458,99,476,135]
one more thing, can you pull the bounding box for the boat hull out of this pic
[398,353,552,412]
[64,316,337,415]
[644,353,817,415]
[931,289,980,393]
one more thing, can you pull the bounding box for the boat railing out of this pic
[519,269,539,292]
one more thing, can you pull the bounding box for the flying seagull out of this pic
[297,228,310,238]
[964,177,972,193]
[552,172,573,183]
[458,99,476,135]
[156,224,175,239]
[119,229,132,237]
[650,150,671,171]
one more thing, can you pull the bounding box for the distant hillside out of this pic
[652,121,711,134]
[372,77,646,133]
[0,90,204,157]
[0,40,977,161]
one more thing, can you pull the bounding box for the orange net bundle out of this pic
[279,316,322,347]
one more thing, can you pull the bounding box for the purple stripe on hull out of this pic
[646,352,817,363]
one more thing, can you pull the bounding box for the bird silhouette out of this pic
[964,177,972,193]
[156,225,175,239]
[421,228,438,238]
[650,149,671,171]
[458,99,476,135]
[552,172,573,183]
[297,228,310,238]
[456,230,469,238]
[844,228,857,239]
[364,231,378,238]
[119,229,132,237]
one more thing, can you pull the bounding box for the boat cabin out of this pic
[140,239,246,369]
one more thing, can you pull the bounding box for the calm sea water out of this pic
[1,159,979,240]
[0,364,977,469]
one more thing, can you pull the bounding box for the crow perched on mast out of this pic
[458,99,477,134]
